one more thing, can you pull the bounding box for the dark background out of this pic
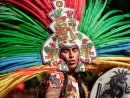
[109,0,130,13]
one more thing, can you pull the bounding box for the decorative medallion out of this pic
[90,68,130,98]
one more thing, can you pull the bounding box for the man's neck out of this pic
[67,71,78,82]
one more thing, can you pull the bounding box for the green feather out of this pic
[79,0,130,48]
[98,24,130,39]
[91,14,130,39]
[95,37,130,47]
[0,4,51,58]
[79,0,108,36]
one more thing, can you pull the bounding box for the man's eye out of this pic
[61,50,68,53]
[73,48,78,52]
[63,50,68,53]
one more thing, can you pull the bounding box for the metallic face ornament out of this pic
[41,0,97,72]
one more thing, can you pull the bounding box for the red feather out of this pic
[1,0,85,27]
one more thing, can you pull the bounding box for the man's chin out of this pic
[68,64,77,70]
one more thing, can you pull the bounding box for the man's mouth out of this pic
[68,60,76,65]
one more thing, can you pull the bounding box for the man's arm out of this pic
[45,86,61,98]
[45,71,64,98]
[37,71,64,98]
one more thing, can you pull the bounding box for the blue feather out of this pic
[0,54,42,74]
[0,62,42,74]
[97,42,130,57]
[97,54,130,57]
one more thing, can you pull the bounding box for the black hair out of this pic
[36,74,50,98]
[60,72,88,98]
[78,72,88,98]
[60,72,68,98]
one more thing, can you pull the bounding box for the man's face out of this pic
[60,46,80,71]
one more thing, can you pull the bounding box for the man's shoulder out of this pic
[49,71,64,82]
[47,71,65,88]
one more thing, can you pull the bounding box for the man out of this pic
[37,1,97,97]
[37,44,89,98]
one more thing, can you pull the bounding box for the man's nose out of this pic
[69,50,74,58]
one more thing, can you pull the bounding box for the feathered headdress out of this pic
[0,0,130,97]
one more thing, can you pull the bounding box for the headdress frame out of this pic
[41,0,97,72]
